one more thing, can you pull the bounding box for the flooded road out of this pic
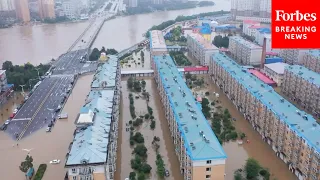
[0,0,230,65]
[0,74,93,180]
[117,78,183,180]
[198,75,297,180]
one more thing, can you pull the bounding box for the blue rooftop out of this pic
[92,55,118,89]
[286,65,320,87]
[257,28,271,33]
[153,54,226,161]
[212,53,320,153]
[66,90,114,166]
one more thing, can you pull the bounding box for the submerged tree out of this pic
[19,155,34,173]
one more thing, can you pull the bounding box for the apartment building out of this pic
[300,50,320,73]
[65,56,121,180]
[279,49,308,65]
[263,62,289,86]
[242,20,260,37]
[187,33,219,66]
[153,54,227,180]
[231,0,255,19]
[62,0,80,19]
[231,0,271,19]
[15,0,31,22]
[128,0,137,7]
[282,65,320,118]
[228,36,262,66]
[0,0,15,11]
[149,30,167,69]
[38,0,55,19]
[210,52,320,180]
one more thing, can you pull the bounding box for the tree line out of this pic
[146,11,230,37]
[1,61,50,91]
[89,47,118,61]
[212,35,230,48]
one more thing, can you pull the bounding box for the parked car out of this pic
[46,127,51,132]
[50,159,60,164]
[4,120,10,125]
[165,169,170,177]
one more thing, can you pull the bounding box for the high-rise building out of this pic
[62,0,80,19]
[152,0,163,5]
[128,0,137,7]
[38,0,55,19]
[0,0,15,11]
[231,0,271,19]
[14,0,31,22]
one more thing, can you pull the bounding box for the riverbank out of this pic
[125,1,215,15]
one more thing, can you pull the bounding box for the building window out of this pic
[206,160,212,164]
[72,168,76,173]
[206,167,211,171]
[206,175,211,179]
[73,176,76,180]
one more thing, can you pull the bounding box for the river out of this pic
[0,0,230,65]
[0,0,297,179]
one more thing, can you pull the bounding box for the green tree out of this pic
[129,171,136,180]
[150,120,156,130]
[132,132,144,143]
[234,172,243,180]
[2,61,13,71]
[127,77,134,90]
[131,155,142,170]
[141,80,146,89]
[156,154,165,178]
[19,155,34,173]
[144,114,150,119]
[140,163,152,173]
[137,173,145,180]
[185,73,192,80]
[106,48,118,55]
[245,158,261,179]
[133,144,148,157]
[89,48,101,61]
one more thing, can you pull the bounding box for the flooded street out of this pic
[117,78,183,180]
[196,75,297,180]
[0,74,93,180]
[0,0,230,65]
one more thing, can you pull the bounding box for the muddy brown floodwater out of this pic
[198,75,297,180]
[0,74,93,180]
[116,77,183,180]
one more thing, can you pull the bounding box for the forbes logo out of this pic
[275,10,317,21]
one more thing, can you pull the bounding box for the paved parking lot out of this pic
[6,75,75,139]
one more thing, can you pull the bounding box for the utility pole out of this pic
[19,85,26,98]
[35,68,40,80]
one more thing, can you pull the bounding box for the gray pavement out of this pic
[5,75,75,139]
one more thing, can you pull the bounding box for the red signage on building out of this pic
[271,0,320,48]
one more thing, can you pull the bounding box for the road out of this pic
[6,75,74,139]
[70,0,123,52]
[53,49,97,75]
[4,0,124,140]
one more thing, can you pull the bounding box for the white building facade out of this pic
[0,0,15,11]
[263,62,289,86]
[187,33,219,66]
[279,49,308,65]
[229,36,262,65]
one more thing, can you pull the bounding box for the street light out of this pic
[19,85,26,98]
[35,68,41,80]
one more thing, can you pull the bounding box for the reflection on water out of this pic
[0,74,93,180]
[0,0,230,65]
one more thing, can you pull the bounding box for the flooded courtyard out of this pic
[120,47,151,71]
[191,75,297,180]
[0,74,93,179]
[116,77,183,180]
